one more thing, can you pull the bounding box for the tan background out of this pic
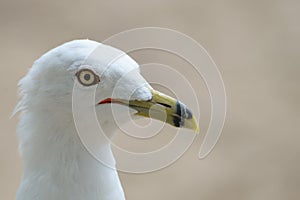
[1,0,299,199]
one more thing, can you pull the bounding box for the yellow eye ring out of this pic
[76,69,100,86]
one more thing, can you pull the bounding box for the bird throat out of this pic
[16,109,126,200]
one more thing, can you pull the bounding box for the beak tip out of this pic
[183,115,199,134]
[194,126,200,134]
[191,117,200,134]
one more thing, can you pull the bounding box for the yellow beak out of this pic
[99,90,199,133]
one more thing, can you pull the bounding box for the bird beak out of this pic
[99,89,199,133]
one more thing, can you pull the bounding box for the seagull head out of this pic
[17,39,198,133]
[15,39,199,200]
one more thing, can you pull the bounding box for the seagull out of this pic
[14,40,198,200]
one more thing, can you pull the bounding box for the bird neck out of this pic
[16,108,126,200]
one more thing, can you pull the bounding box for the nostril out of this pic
[157,102,172,108]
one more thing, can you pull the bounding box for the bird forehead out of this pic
[27,40,141,87]
[80,43,140,77]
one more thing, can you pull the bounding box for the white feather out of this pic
[15,40,152,200]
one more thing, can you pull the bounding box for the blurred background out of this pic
[1,0,299,199]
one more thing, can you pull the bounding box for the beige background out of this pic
[1,0,299,199]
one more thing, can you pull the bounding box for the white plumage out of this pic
[15,40,198,200]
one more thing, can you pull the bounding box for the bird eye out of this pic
[76,69,100,86]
